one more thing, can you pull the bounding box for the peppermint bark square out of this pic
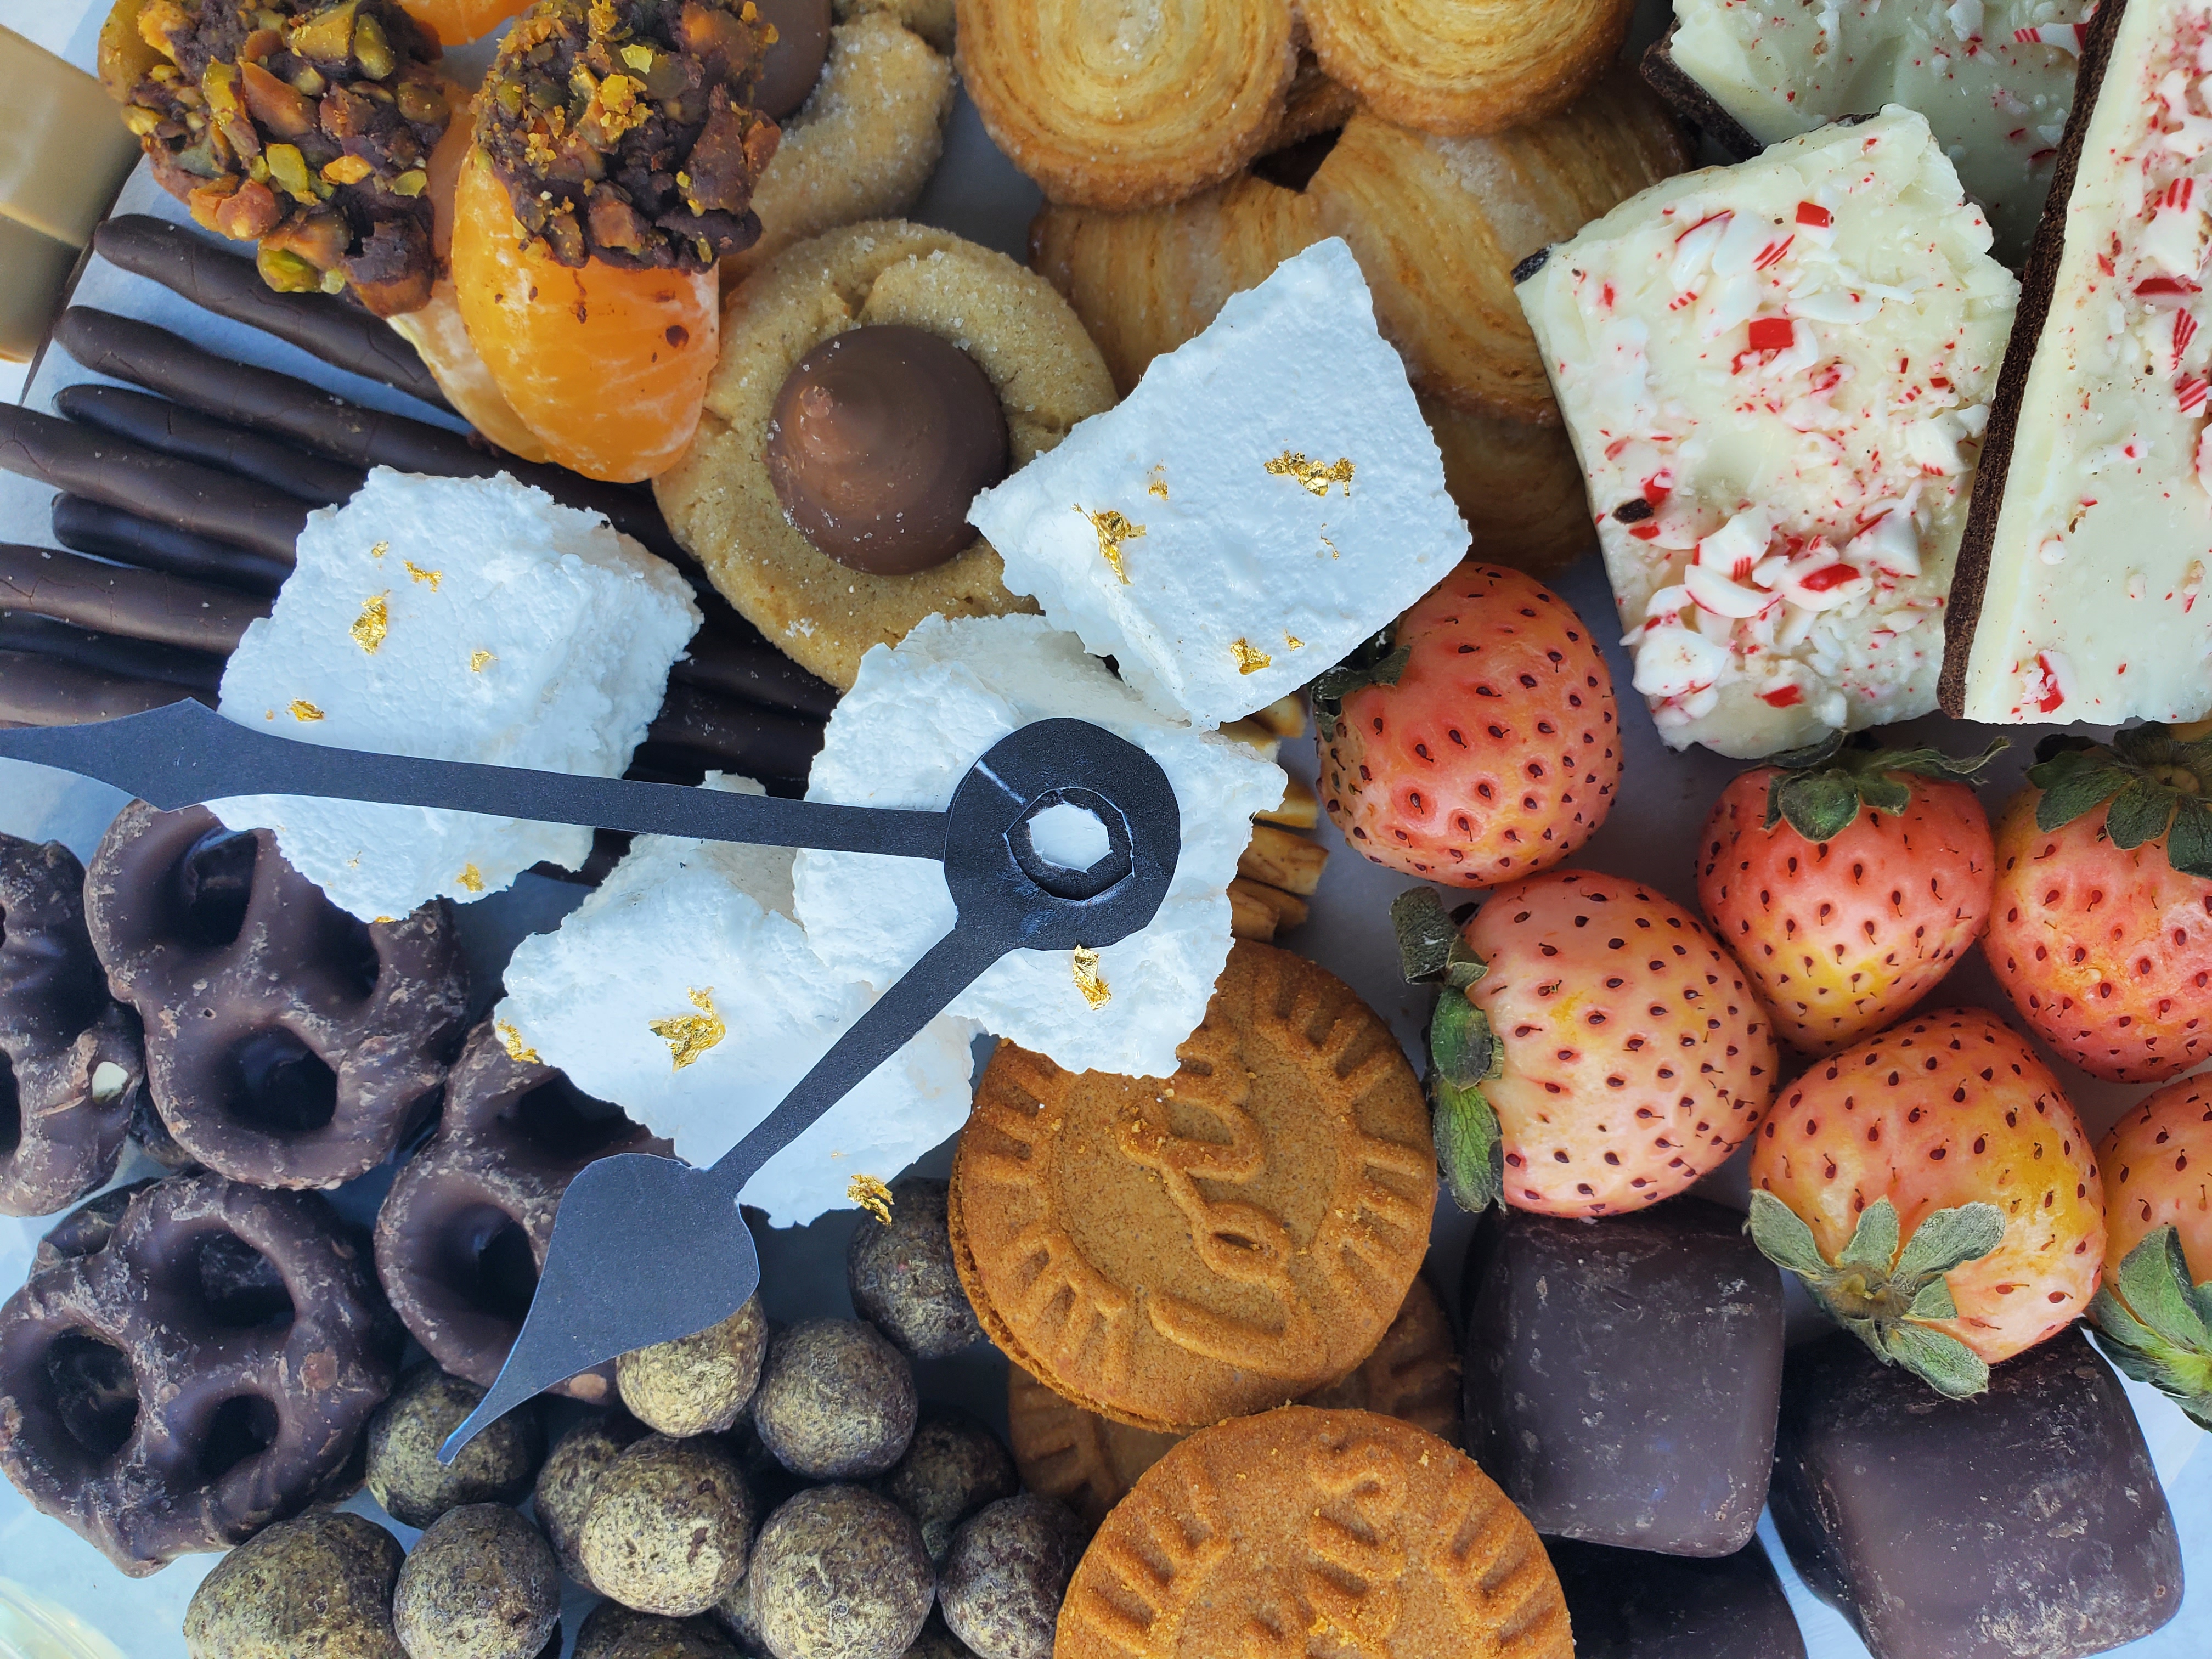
[1518,109,2018,758]
[1945,0,2212,726]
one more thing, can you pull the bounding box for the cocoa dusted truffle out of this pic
[876,1409,1017,1568]
[580,1434,757,1617]
[0,833,145,1218]
[765,326,1010,577]
[939,1494,1082,1659]
[392,1503,561,1659]
[617,1293,768,1437]
[364,1362,544,1528]
[536,1409,648,1586]
[474,0,780,271]
[84,802,470,1191]
[96,0,451,314]
[0,1170,400,1573]
[846,1176,983,1360]
[377,1022,668,1403]
[750,1485,933,1659]
[182,1508,406,1658]
[753,1317,917,1480]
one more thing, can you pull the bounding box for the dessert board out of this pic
[2,1,2212,1656]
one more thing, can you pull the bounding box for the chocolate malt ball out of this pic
[940,1494,1085,1659]
[183,1509,406,1659]
[534,1410,648,1586]
[876,1410,1018,1567]
[580,1435,757,1617]
[366,1363,544,1529]
[847,1178,984,1360]
[902,1615,978,1658]
[392,1504,561,1659]
[576,1600,741,1659]
[712,1568,766,1654]
[618,1293,770,1437]
[751,1486,933,1659]
[754,1318,917,1480]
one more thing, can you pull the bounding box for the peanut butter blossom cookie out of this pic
[1056,1407,1571,1658]
[950,941,1434,1434]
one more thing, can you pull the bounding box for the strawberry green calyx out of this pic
[1309,628,1409,746]
[2029,723,2212,879]
[1760,730,2008,844]
[1393,887,1501,1213]
[1747,1190,2005,1398]
[2089,1226,2212,1429]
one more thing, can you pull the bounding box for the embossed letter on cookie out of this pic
[949,941,1434,1433]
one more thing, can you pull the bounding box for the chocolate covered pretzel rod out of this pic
[0,543,267,656]
[51,497,290,597]
[54,385,368,507]
[648,681,825,783]
[91,216,451,412]
[0,650,202,726]
[0,405,307,565]
[0,613,224,694]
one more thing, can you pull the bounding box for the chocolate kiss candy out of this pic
[754,0,833,120]
[766,324,1010,576]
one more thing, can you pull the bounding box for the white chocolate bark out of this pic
[1518,109,2018,758]
[1955,0,2212,725]
[1667,0,2083,263]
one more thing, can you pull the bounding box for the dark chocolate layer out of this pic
[51,496,291,597]
[0,541,267,656]
[0,612,227,694]
[54,385,367,506]
[1637,29,1763,161]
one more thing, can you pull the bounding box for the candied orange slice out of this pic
[450,149,718,482]
[396,0,529,46]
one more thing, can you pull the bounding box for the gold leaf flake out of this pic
[405,561,443,591]
[1319,533,1342,560]
[288,699,325,722]
[351,594,390,653]
[369,540,390,560]
[496,1020,543,1065]
[1075,505,1145,584]
[470,650,495,673]
[1230,639,1272,675]
[1072,946,1110,1009]
[1147,465,1169,500]
[456,864,486,894]
[848,1174,895,1226]
[1284,634,1304,650]
[650,986,726,1070]
[1265,451,1355,498]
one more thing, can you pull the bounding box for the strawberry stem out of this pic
[1760,731,2007,843]
[1395,887,1502,1212]
[2087,1227,2212,1429]
[2030,725,2212,878]
[1747,1192,2004,1397]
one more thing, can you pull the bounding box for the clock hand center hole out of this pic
[1009,787,1132,901]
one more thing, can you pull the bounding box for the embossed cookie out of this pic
[950,941,1434,1434]
[1009,1277,1460,1527]
[656,220,1116,691]
[1055,1406,1571,1658]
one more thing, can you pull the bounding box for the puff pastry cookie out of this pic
[1305,0,1638,135]
[657,222,1116,690]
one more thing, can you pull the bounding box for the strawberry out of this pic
[1316,562,1620,888]
[1984,721,2212,1083]
[1395,870,1778,1219]
[1747,1007,2104,1398]
[2088,1076,2212,1426]
[1696,732,2002,1055]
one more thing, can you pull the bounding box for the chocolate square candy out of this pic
[1770,1328,2183,1659]
[1461,1195,1785,1555]
[1546,1535,1806,1658]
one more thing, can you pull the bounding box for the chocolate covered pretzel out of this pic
[0,835,147,1217]
[84,802,469,1190]
[0,1170,401,1574]
[376,1021,669,1402]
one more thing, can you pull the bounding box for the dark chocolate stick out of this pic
[52,496,291,597]
[672,628,838,722]
[0,542,267,656]
[0,405,307,567]
[92,216,452,412]
[54,308,685,562]
[0,612,227,694]
[647,681,825,783]
[55,385,368,506]
[0,650,204,726]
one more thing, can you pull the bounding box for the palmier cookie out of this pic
[656,220,1115,691]
[84,802,470,1190]
[949,941,1434,1434]
[1008,1276,1460,1528]
[0,834,146,1217]
[724,1,958,280]
[1056,1407,1571,1658]
[1027,169,1594,576]
[1302,0,1638,137]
